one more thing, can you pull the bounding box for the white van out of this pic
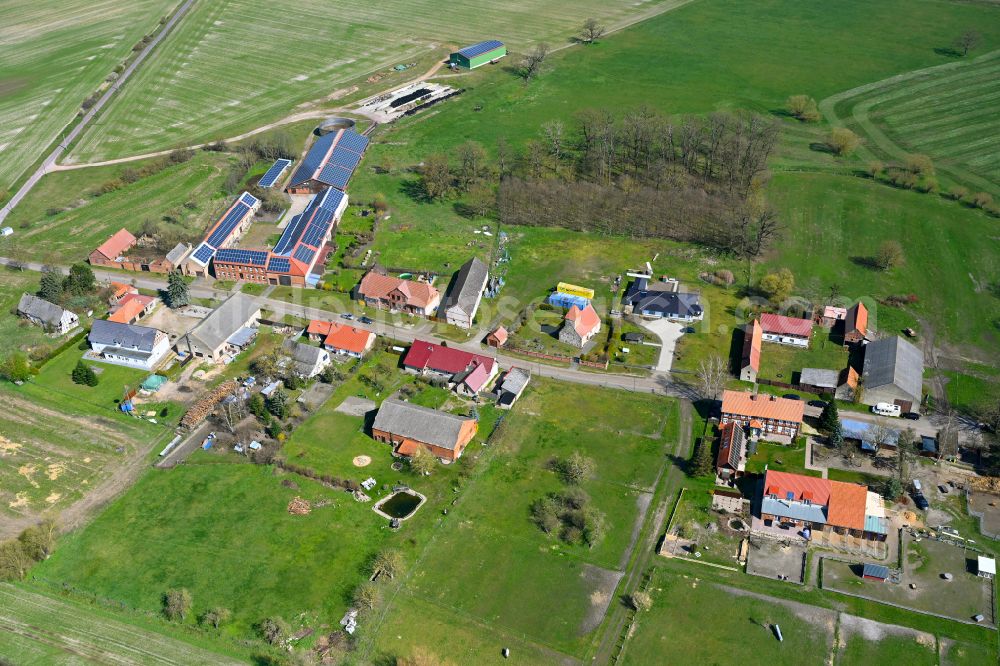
[872,402,902,417]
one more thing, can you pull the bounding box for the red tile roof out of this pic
[760,313,812,338]
[846,302,868,336]
[307,320,335,337]
[743,319,762,371]
[359,272,440,309]
[404,339,495,376]
[565,304,601,337]
[95,229,136,260]
[488,326,508,345]
[109,281,136,301]
[764,470,868,531]
[323,324,374,355]
[108,298,147,324]
[722,390,804,424]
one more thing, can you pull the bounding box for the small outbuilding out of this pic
[978,556,996,579]
[486,326,508,348]
[862,563,889,582]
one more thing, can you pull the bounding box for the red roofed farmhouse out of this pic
[357,270,441,317]
[740,319,762,382]
[559,304,601,348]
[760,313,812,347]
[90,229,137,267]
[403,340,498,395]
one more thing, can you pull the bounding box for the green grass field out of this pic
[363,379,677,659]
[65,0,683,161]
[0,0,177,193]
[826,49,1000,196]
[2,151,231,264]
[0,583,247,665]
[757,328,850,384]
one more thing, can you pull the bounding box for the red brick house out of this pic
[89,229,137,266]
[371,399,477,462]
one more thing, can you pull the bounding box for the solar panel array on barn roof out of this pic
[457,40,504,58]
[258,159,292,188]
[191,243,216,266]
[215,248,268,266]
[288,129,369,190]
[267,256,291,273]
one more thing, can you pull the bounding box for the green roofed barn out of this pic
[449,40,506,69]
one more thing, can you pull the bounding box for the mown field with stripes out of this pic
[0,0,177,194]
[66,0,686,162]
[825,50,1000,195]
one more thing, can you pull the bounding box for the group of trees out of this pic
[71,360,99,387]
[531,486,606,547]
[38,264,96,307]
[0,519,57,581]
[419,108,782,255]
[351,548,406,620]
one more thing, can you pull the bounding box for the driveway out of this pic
[635,318,685,372]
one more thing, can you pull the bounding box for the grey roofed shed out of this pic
[17,293,71,327]
[800,367,839,389]
[89,319,159,351]
[861,336,924,401]
[441,257,488,315]
[165,242,191,266]
[371,399,472,451]
[185,292,260,353]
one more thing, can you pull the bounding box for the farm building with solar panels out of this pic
[449,40,506,69]
[213,187,348,287]
[258,158,293,188]
[182,191,260,277]
[287,128,369,194]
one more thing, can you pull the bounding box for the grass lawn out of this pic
[623,569,834,665]
[362,379,677,659]
[942,363,1000,415]
[745,440,819,478]
[31,342,154,410]
[835,626,938,666]
[2,151,232,264]
[0,0,177,193]
[33,463,395,638]
[665,484,747,568]
[757,328,850,384]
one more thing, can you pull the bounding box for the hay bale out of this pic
[288,496,312,515]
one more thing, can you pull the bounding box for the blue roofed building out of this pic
[287,129,369,194]
[182,191,260,277]
[449,40,506,69]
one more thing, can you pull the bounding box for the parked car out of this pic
[808,400,828,409]
[340,313,354,320]
[359,316,373,325]
[782,394,801,401]
[913,492,929,510]
[872,402,902,417]
[902,412,920,420]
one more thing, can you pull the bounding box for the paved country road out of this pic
[0,0,198,226]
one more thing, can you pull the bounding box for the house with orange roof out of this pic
[322,324,375,359]
[720,390,804,440]
[558,303,602,348]
[843,302,869,344]
[108,294,156,324]
[89,229,137,267]
[760,313,812,348]
[356,270,441,317]
[740,319,762,382]
[758,470,887,543]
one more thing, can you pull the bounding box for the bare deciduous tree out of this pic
[954,29,981,56]
[581,18,606,43]
[697,354,728,400]
[519,43,550,81]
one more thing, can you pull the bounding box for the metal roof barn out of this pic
[449,40,506,69]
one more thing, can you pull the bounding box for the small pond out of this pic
[373,490,426,521]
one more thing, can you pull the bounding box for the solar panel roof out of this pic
[289,132,337,186]
[456,40,504,58]
[258,159,292,188]
[336,130,369,154]
[268,256,291,273]
[318,164,351,189]
[301,218,330,248]
[293,245,316,266]
[331,148,362,170]
[273,214,307,255]
[215,248,268,266]
[192,243,215,265]
[240,191,259,207]
[206,200,251,248]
